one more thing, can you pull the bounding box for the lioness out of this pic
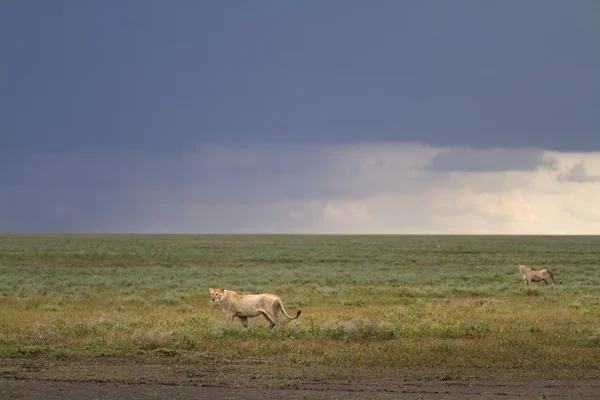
[519,264,556,286]
[209,287,301,329]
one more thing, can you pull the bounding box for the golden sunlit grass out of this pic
[0,234,599,372]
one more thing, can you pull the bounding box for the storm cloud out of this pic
[557,162,600,183]
[427,148,558,173]
[3,143,600,234]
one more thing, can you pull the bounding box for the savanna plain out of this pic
[1,234,599,399]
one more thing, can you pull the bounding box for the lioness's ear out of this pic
[219,287,225,291]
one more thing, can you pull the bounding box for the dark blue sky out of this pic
[2,0,599,154]
[2,1,600,234]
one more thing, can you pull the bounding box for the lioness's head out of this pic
[519,264,528,272]
[209,287,225,304]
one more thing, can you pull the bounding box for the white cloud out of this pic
[3,143,600,234]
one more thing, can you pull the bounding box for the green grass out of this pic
[0,234,599,372]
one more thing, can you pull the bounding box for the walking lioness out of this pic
[209,287,301,328]
[519,264,556,286]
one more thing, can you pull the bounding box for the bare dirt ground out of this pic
[3,378,600,400]
[1,360,599,399]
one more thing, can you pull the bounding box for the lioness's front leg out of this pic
[225,313,236,323]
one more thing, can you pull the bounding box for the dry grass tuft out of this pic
[131,330,173,350]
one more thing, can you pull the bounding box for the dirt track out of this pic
[1,360,599,399]
[3,378,600,399]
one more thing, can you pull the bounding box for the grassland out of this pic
[1,234,599,390]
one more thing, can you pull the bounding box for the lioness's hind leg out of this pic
[270,304,284,328]
[239,316,249,328]
[271,315,284,328]
[261,312,276,329]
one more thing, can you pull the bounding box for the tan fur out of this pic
[519,264,555,286]
[209,287,301,329]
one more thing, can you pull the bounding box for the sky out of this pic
[1,0,600,234]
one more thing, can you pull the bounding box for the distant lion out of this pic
[209,287,301,328]
[519,264,556,286]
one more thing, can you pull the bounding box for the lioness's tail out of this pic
[278,300,301,320]
[549,270,559,284]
